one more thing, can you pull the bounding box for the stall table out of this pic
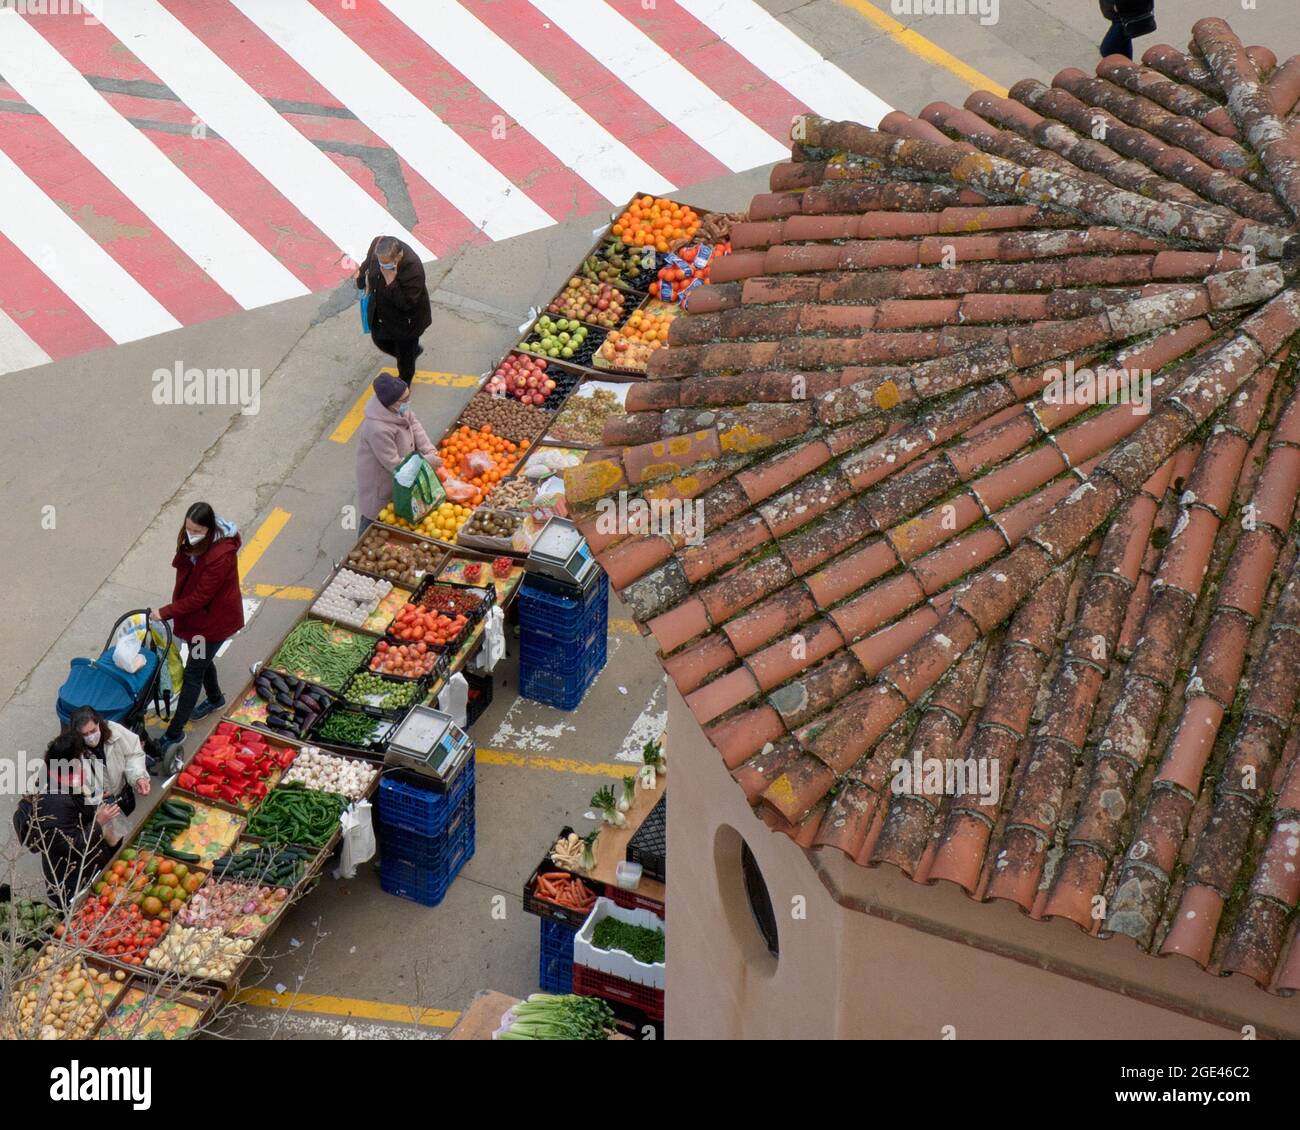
[583,772,666,909]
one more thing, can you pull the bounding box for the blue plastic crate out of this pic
[518,616,607,673]
[538,915,578,994]
[379,792,474,868]
[377,755,475,835]
[378,815,475,907]
[518,573,608,646]
[519,635,606,709]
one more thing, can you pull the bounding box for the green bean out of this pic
[270,620,372,690]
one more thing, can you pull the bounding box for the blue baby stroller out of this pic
[55,610,174,767]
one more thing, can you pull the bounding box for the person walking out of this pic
[66,705,151,816]
[356,373,441,532]
[1099,0,1156,59]
[149,502,244,767]
[355,235,432,385]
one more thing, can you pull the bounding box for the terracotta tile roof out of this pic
[568,19,1300,992]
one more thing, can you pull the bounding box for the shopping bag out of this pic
[360,290,372,334]
[392,453,444,522]
[438,672,469,730]
[334,799,376,879]
[112,632,145,674]
[469,606,505,674]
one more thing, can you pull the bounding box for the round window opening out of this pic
[741,843,779,959]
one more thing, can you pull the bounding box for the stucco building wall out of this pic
[664,687,1299,1040]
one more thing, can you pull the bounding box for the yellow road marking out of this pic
[245,583,317,600]
[237,508,291,583]
[233,987,459,1029]
[608,617,638,634]
[477,747,636,779]
[837,0,1008,97]
[330,369,481,444]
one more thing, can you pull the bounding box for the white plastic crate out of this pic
[573,897,665,989]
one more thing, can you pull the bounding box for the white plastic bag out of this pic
[112,632,145,674]
[438,672,469,729]
[334,799,376,879]
[469,606,506,674]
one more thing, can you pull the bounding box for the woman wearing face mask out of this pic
[355,373,441,533]
[28,733,123,906]
[66,706,151,816]
[355,235,432,385]
[148,502,245,764]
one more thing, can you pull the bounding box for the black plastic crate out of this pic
[360,637,446,684]
[464,668,494,729]
[309,704,402,755]
[626,794,666,883]
[518,324,608,369]
[590,238,660,292]
[523,827,600,927]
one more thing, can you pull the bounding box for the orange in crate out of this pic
[611,196,699,253]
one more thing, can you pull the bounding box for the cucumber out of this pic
[162,846,201,863]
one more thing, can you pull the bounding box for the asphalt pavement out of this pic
[1,0,1292,1037]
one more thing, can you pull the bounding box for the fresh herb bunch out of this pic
[592,917,665,965]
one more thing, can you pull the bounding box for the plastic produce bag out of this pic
[442,476,478,504]
[112,632,145,674]
[334,799,376,879]
[460,450,495,479]
[437,672,469,729]
[469,606,506,674]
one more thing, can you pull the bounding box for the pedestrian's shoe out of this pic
[190,696,225,721]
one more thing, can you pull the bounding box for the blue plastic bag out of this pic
[360,291,372,334]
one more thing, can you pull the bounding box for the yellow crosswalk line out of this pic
[476,747,634,778]
[233,987,458,1029]
[237,508,291,582]
[835,0,1008,96]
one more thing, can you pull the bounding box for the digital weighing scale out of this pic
[525,516,598,593]
[384,705,473,789]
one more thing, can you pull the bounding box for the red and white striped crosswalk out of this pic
[0,0,890,376]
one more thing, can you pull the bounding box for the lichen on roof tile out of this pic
[585,17,1300,994]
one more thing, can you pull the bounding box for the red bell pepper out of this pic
[194,782,219,798]
[218,783,243,804]
[178,771,197,790]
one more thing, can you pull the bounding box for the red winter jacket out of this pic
[159,531,245,643]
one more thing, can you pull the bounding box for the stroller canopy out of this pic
[56,647,159,726]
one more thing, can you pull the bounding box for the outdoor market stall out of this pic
[5,193,722,1040]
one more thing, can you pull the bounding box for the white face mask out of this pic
[82,729,101,748]
[186,530,205,546]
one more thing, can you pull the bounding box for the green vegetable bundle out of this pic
[270,620,373,691]
[315,708,382,747]
[592,917,665,965]
[246,783,346,848]
[212,842,316,886]
[137,798,201,862]
[497,994,616,1040]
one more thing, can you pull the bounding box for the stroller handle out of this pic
[104,608,173,655]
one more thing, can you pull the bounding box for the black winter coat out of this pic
[1099,0,1155,27]
[32,791,112,906]
[356,237,432,341]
